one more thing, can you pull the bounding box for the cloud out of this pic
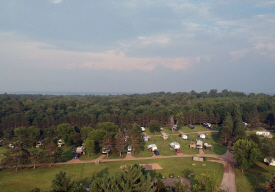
[138,35,171,45]
[52,0,62,4]
[0,33,199,72]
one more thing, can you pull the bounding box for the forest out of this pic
[0,90,274,132]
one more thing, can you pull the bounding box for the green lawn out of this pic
[60,146,76,162]
[0,146,9,164]
[201,133,227,155]
[0,157,224,192]
[235,161,275,192]
[179,125,213,133]
[146,126,173,135]
[79,153,102,161]
[103,152,126,159]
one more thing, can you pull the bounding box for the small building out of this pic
[204,143,212,150]
[264,157,275,166]
[161,133,169,140]
[188,124,194,129]
[141,127,145,132]
[189,142,196,149]
[181,134,188,140]
[199,134,206,139]
[196,140,203,149]
[169,142,180,149]
[256,131,271,137]
[193,156,204,161]
[76,146,85,154]
[36,140,44,148]
[143,136,151,142]
[148,144,157,151]
[57,139,64,147]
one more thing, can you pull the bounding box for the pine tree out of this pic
[114,129,126,156]
[103,133,113,157]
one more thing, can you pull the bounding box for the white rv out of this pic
[102,147,110,154]
[181,134,188,140]
[76,146,85,154]
[200,134,206,139]
[169,142,180,149]
[141,127,145,132]
[196,140,203,149]
[57,139,64,147]
[148,144,157,151]
[127,145,132,154]
[264,157,275,166]
[36,140,44,148]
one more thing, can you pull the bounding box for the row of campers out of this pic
[189,140,212,150]
[35,139,64,148]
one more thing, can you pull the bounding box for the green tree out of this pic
[173,178,189,192]
[268,175,275,192]
[29,150,42,169]
[97,122,118,135]
[27,126,40,149]
[233,139,260,172]
[84,138,95,157]
[128,126,142,153]
[266,113,275,129]
[51,171,75,192]
[148,120,161,133]
[192,175,224,192]
[87,129,106,153]
[114,129,126,156]
[156,178,166,192]
[57,123,76,147]
[14,127,28,144]
[103,133,113,157]
[91,164,155,192]
[3,143,25,172]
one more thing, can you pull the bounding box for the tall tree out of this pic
[233,139,260,172]
[266,112,275,129]
[148,120,161,133]
[51,171,75,192]
[102,133,113,157]
[3,143,25,172]
[114,129,126,156]
[128,126,142,153]
[83,138,95,157]
[27,126,40,149]
[56,123,75,147]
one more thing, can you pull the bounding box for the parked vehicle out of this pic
[188,124,194,129]
[154,150,160,156]
[74,153,79,159]
[175,149,181,153]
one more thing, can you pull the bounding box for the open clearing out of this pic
[141,163,163,170]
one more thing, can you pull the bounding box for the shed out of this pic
[193,156,204,162]
[169,142,180,149]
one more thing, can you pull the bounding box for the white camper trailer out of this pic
[76,146,85,154]
[169,142,180,149]
[148,144,157,151]
[141,127,145,132]
[181,134,188,140]
[196,140,203,149]
[36,140,44,148]
[102,147,110,154]
[199,134,206,139]
[264,157,275,166]
[127,145,132,154]
[57,139,64,147]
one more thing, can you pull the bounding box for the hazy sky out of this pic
[1,0,275,94]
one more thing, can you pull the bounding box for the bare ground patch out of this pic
[140,163,163,170]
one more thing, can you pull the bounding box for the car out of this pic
[74,153,79,159]
[154,150,160,156]
[175,149,181,153]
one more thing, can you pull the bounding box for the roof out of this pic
[196,140,203,145]
[161,133,168,136]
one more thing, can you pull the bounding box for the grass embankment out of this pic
[235,162,275,192]
[0,157,224,192]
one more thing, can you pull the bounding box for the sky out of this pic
[1,0,275,94]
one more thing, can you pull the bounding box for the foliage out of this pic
[114,129,126,156]
[268,176,275,192]
[266,113,275,129]
[90,164,156,192]
[51,171,75,192]
[148,120,161,133]
[83,138,95,157]
[192,175,225,192]
[233,139,260,172]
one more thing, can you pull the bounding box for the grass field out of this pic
[235,161,275,192]
[0,157,224,192]
[0,146,8,164]
[179,125,214,133]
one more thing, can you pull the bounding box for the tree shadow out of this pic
[244,163,270,192]
[146,170,163,179]
[96,168,109,177]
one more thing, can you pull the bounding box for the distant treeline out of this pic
[0,90,274,131]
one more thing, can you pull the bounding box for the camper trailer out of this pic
[264,157,275,166]
[204,143,212,150]
[181,134,188,140]
[36,140,44,148]
[102,147,110,154]
[196,140,203,149]
[199,134,206,139]
[203,123,211,128]
[76,146,85,154]
[127,145,132,154]
[57,139,64,147]
[143,136,151,142]
[161,133,169,140]
[141,127,145,132]
[188,124,194,129]
[189,142,196,149]
[148,144,157,151]
[169,142,180,149]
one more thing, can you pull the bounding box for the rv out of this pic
[256,132,271,137]
[127,145,132,154]
[169,142,180,149]
[76,146,85,154]
[36,140,44,148]
[264,157,275,166]
[161,133,169,140]
[143,136,151,142]
[141,127,145,132]
[57,139,64,147]
[196,140,203,149]
[181,134,188,140]
[200,134,206,139]
[102,147,110,154]
[188,124,194,129]
[148,144,157,151]
[203,123,211,128]
[204,143,212,150]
